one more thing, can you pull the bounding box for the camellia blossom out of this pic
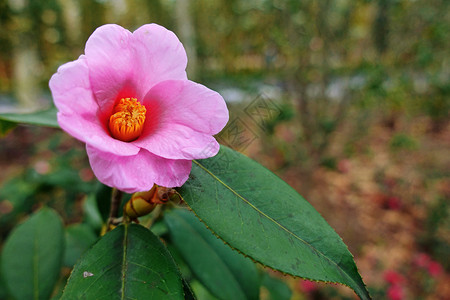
[49,24,228,193]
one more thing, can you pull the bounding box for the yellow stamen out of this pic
[109,98,146,142]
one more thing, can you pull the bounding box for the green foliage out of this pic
[0,102,373,299]
[2,1,449,297]
[62,224,183,300]
[1,207,64,300]
[0,120,16,137]
[165,209,260,300]
[182,278,197,300]
[0,108,59,136]
[0,177,37,236]
[180,146,370,299]
[261,272,292,300]
[94,182,113,223]
[320,156,338,170]
[389,133,418,151]
[420,197,450,269]
[265,103,295,134]
[423,80,450,122]
[82,193,104,232]
[0,270,8,300]
[190,281,218,300]
[0,144,95,236]
[63,223,98,267]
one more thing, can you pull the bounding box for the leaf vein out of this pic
[121,224,129,300]
[192,159,362,293]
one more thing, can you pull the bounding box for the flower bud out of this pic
[124,196,156,219]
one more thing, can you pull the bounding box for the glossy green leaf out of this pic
[63,223,98,267]
[165,209,260,300]
[179,146,370,300]
[61,223,183,300]
[0,107,59,130]
[0,207,64,300]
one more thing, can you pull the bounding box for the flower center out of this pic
[109,98,146,142]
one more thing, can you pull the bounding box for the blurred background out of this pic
[0,0,449,299]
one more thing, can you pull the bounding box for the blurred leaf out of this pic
[94,183,113,223]
[165,243,192,282]
[0,178,36,233]
[261,272,292,300]
[0,271,8,300]
[165,209,260,300]
[0,119,16,137]
[179,146,370,300]
[0,108,59,130]
[182,278,197,300]
[41,168,89,191]
[190,281,219,300]
[320,156,338,170]
[389,133,418,151]
[83,194,104,231]
[0,207,64,300]
[61,224,183,300]
[150,220,169,237]
[63,223,98,267]
[49,276,67,300]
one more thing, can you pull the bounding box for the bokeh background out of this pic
[0,0,449,299]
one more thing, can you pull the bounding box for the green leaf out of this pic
[63,223,98,267]
[0,107,59,130]
[0,269,9,300]
[189,281,219,300]
[94,182,113,223]
[0,177,36,233]
[0,207,64,300]
[164,209,260,300]
[83,193,104,231]
[179,146,370,300]
[261,273,292,300]
[150,220,169,237]
[0,119,16,136]
[61,223,183,300]
[182,278,197,300]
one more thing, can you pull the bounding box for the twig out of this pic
[106,188,123,231]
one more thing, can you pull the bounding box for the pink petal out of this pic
[50,56,95,115]
[49,56,139,156]
[133,80,229,160]
[86,145,192,193]
[131,24,188,95]
[85,24,188,113]
[84,24,135,111]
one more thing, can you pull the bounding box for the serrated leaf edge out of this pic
[189,159,371,300]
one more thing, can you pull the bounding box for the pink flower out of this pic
[298,279,317,293]
[387,284,404,300]
[49,24,228,193]
[414,253,431,268]
[427,261,443,277]
[383,270,404,285]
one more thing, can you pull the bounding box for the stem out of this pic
[107,188,123,231]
